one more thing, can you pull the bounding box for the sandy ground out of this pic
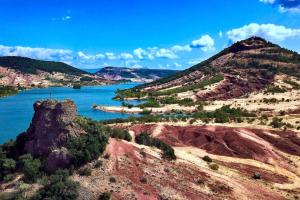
[95,104,196,114]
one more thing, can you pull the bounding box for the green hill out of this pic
[0,56,87,75]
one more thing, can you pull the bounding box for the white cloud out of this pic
[171,45,192,52]
[0,45,73,61]
[260,0,300,13]
[155,48,178,59]
[62,15,72,21]
[133,48,147,60]
[226,23,300,42]
[77,51,106,61]
[130,64,143,69]
[133,48,156,60]
[77,51,94,60]
[120,52,134,60]
[190,35,215,52]
[260,0,275,3]
[105,52,119,60]
[219,31,223,38]
[95,53,105,59]
[279,5,300,13]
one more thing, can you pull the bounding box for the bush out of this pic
[135,133,176,160]
[140,177,147,184]
[19,154,41,183]
[202,155,212,163]
[269,117,284,128]
[137,98,160,108]
[0,86,18,98]
[209,163,219,171]
[110,128,132,141]
[265,85,286,94]
[109,177,116,183]
[67,117,109,167]
[78,167,92,176]
[139,109,152,115]
[98,192,112,200]
[73,84,81,89]
[32,170,79,200]
[121,101,134,108]
[252,172,261,179]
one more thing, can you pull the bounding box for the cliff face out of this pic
[16,100,85,171]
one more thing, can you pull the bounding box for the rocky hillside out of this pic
[120,37,300,100]
[0,56,111,88]
[1,100,300,200]
[95,66,178,82]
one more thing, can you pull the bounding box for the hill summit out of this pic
[122,37,300,100]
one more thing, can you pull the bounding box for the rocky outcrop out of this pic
[16,99,85,171]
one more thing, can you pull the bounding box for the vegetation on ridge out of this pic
[0,56,87,75]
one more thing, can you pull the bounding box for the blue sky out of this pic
[0,0,300,69]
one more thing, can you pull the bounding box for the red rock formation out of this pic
[16,100,85,171]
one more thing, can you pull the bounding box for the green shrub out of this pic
[110,128,132,141]
[67,117,109,167]
[109,177,116,183]
[0,86,18,98]
[269,117,284,128]
[209,163,219,171]
[137,98,160,108]
[202,155,212,163]
[19,154,41,183]
[252,172,261,179]
[265,85,286,94]
[73,84,81,89]
[283,79,300,90]
[32,169,79,200]
[98,192,112,200]
[140,177,147,184]
[139,109,152,115]
[78,167,92,176]
[135,133,176,160]
[121,101,134,108]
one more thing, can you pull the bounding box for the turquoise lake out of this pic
[0,83,139,144]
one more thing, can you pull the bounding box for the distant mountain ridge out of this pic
[95,66,178,82]
[0,56,110,88]
[0,56,87,75]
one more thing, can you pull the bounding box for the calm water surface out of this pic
[0,83,139,144]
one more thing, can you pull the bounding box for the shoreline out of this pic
[94,104,197,114]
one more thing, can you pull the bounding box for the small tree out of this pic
[19,154,41,182]
[33,169,79,200]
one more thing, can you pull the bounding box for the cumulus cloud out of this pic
[77,51,106,61]
[260,0,300,13]
[0,33,217,69]
[171,45,192,52]
[0,45,73,61]
[106,52,120,60]
[155,48,178,59]
[133,48,148,60]
[120,52,134,60]
[227,23,300,42]
[190,35,215,52]
[133,48,156,60]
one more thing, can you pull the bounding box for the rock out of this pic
[44,147,72,172]
[16,99,85,172]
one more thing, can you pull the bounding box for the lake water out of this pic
[0,83,139,144]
